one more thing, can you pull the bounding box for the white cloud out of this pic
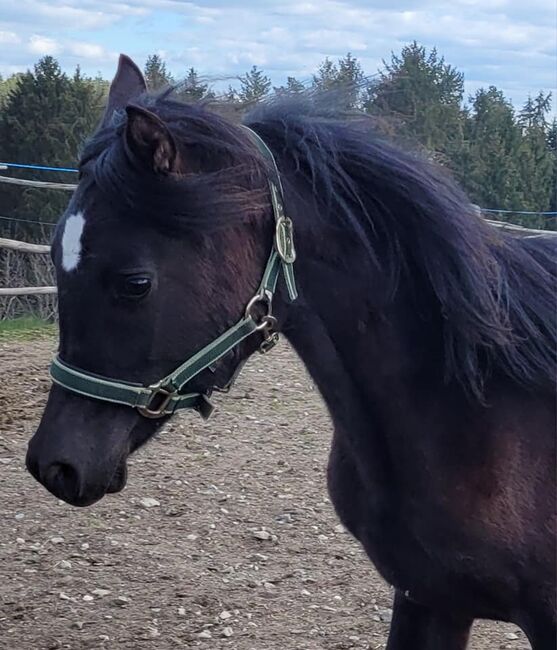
[28,35,61,56]
[302,30,369,52]
[0,31,20,45]
[67,41,111,60]
[0,0,554,109]
[1,0,146,31]
[34,4,115,30]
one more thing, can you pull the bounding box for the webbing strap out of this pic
[243,126,298,301]
[51,359,150,406]
[165,316,259,390]
[51,357,214,418]
[269,183,297,300]
[260,249,280,294]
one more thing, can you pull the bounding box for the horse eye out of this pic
[118,275,152,299]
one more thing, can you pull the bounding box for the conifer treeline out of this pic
[1,43,555,240]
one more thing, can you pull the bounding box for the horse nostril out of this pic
[44,462,81,500]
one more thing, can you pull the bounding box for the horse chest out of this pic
[326,433,517,619]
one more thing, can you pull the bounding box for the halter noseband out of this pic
[49,127,298,420]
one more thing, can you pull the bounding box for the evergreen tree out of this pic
[0,73,24,109]
[518,91,552,130]
[144,54,173,90]
[312,57,339,92]
[274,76,305,97]
[224,85,238,103]
[312,53,364,109]
[65,66,106,155]
[460,87,523,214]
[176,67,210,102]
[0,57,104,235]
[367,42,465,161]
[337,53,365,109]
[547,119,557,220]
[238,65,271,103]
[515,93,554,221]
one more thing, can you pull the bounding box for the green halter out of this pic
[50,127,297,420]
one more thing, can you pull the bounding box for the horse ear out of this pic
[125,105,178,174]
[101,54,147,128]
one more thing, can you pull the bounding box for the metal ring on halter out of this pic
[245,290,275,331]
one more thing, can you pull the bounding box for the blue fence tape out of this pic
[0,162,78,173]
[482,208,557,216]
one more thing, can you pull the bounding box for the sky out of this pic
[0,0,555,109]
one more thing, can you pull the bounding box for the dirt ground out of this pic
[0,337,530,649]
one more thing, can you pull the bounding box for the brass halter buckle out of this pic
[137,385,176,419]
[275,216,296,264]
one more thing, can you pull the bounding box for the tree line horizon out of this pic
[0,42,555,240]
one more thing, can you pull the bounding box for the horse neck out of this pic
[281,203,447,440]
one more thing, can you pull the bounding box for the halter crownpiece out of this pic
[50,126,298,420]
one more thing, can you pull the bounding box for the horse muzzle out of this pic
[26,445,129,507]
[26,386,137,507]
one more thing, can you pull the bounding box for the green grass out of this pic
[0,316,57,340]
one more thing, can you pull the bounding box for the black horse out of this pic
[26,56,556,649]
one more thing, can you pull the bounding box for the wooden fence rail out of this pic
[0,237,51,254]
[0,236,54,299]
[0,174,76,191]
[0,286,57,296]
[485,220,556,237]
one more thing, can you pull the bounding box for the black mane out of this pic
[81,91,557,399]
[245,99,557,398]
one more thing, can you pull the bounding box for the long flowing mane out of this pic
[81,91,557,399]
[245,99,557,398]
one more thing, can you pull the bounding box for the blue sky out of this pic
[0,0,555,109]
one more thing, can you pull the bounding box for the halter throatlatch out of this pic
[50,127,298,420]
